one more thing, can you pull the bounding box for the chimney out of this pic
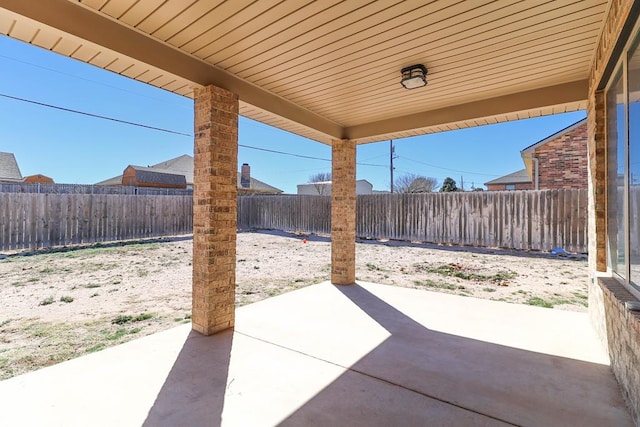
[241,163,250,188]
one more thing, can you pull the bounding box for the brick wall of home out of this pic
[586,0,639,425]
[535,123,588,189]
[486,182,533,191]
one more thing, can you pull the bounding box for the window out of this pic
[505,184,516,190]
[607,70,626,279]
[629,34,640,286]
[606,20,640,298]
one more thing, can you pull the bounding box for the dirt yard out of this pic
[0,230,588,379]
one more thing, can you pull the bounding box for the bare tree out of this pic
[394,173,438,193]
[308,172,332,196]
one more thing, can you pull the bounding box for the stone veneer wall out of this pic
[587,1,639,424]
[598,278,640,424]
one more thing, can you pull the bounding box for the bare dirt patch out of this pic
[0,230,587,379]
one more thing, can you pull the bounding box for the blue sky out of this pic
[0,35,586,193]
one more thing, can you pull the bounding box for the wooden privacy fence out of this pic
[238,189,588,253]
[0,193,192,251]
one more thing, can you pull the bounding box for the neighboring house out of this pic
[96,155,282,195]
[122,165,187,189]
[485,119,587,191]
[0,152,23,183]
[484,170,533,191]
[23,174,54,184]
[297,179,373,195]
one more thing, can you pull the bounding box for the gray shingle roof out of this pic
[484,169,532,186]
[128,166,187,186]
[96,154,282,193]
[0,152,23,182]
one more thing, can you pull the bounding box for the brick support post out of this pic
[192,85,238,335]
[331,139,356,285]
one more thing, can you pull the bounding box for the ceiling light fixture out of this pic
[400,64,428,89]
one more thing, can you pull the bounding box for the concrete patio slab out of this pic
[0,281,632,426]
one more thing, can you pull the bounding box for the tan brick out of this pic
[331,139,356,285]
[192,85,238,336]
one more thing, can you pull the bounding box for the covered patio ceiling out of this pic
[0,0,605,144]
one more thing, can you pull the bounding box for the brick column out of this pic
[331,139,356,285]
[192,85,238,335]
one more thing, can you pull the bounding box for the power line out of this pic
[239,144,386,167]
[0,92,192,137]
[399,156,501,177]
[0,53,191,110]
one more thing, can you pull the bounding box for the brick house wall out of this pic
[486,182,533,191]
[534,122,588,189]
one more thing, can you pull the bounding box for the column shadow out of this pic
[142,329,233,427]
[279,284,631,426]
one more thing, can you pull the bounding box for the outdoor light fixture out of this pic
[400,64,428,89]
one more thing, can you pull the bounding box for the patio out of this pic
[0,281,631,426]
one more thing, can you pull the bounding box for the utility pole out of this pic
[390,140,396,193]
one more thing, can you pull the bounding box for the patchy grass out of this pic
[111,313,154,325]
[82,283,101,289]
[366,263,382,271]
[416,263,517,284]
[59,296,74,303]
[413,279,464,291]
[527,297,554,308]
[39,297,55,306]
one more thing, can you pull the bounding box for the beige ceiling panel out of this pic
[150,1,225,42]
[147,74,178,89]
[118,0,165,27]
[0,10,14,33]
[30,28,60,50]
[209,0,362,66]
[259,2,603,102]
[79,0,108,10]
[162,79,189,93]
[134,68,163,84]
[165,0,258,49]
[7,17,38,42]
[307,49,592,121]
[270,5,602,101]
[288,44,593,116]
[120,62,151,79]
[185,0,309,58]
[52,36,81,56]
[174,85,193,97]
[343,71,588,126]
[104,57,134,74]
[99,0,138,20]
[88,50,119,68]
[248,0,498,86]
[135,0,198,34]
[197,0,326,61]
[71,44,100,62]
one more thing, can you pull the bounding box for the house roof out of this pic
[237,175,282,194]
[148,155,194,184]
[0,2,605,145]
[299,179,372,186]
[126,165,187,186]
[520,118,587,177]
[97,155,282,193]
[484,169,532,186]
[0,152,23,182]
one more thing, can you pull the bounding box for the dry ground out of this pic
[0,230,588,379]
